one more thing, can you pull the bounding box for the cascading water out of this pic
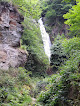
[38,18,51,61]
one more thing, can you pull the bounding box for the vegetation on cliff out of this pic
[38,37,80,106]
[37,0,80,105]
[12,0,49,74]
[41,0,76,37]
[0,0,80,106]
[63,0,80,36]
[0,0,48,105]
[0,68,32,105]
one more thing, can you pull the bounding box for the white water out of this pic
[38,18,51,61]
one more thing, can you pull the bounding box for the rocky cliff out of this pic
[0,2,27,70]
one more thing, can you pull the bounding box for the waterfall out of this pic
[38,18,51,61]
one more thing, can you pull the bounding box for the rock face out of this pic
[49,23,69,43]
[0,2,27,70]
[42,17,69,43]
[51,24,69,37]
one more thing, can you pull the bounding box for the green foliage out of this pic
[41,0,75,26]
[0,68,32,106]
[37,37,80,106]
[6,0,49,74]
[63,0,80,36]
[8,0,42,20]
[0,0,80,106]
[63,0,76,3]
[22,17,49,74]
[62,37,80,54]
[50,37,67,72]
[40,0,76,37]
[0,0,48,74]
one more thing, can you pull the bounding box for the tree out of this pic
[22,18,49,74]
[2,0,42,20]
[41,0,75,25]
[50,38,66,72]
[63,0,80,37]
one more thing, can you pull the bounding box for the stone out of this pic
[0,2,24,47]
[0,2,27,70]
[0,44,27,70]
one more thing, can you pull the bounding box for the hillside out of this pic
[0,0,80,106]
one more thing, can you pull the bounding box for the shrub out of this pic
[37,37,80,106]
[22,17,49,75]
[50,37,67,72]
[0,68,32,106]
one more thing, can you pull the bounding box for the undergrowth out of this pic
[0,68,32,106]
